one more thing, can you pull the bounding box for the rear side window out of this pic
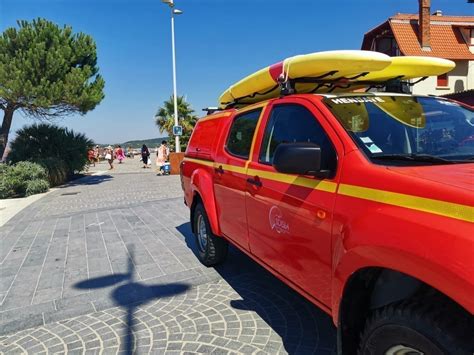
[226,109,261,159]
[259,104,337,172]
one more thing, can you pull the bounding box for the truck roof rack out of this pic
[202,107,220,115]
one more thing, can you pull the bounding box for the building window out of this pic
[437,73,448,87]
[376,37,399,56]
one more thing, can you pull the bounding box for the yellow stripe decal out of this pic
[218,163,247,174]
[183,157,214,167]
[247,168,337,193]
[338,184,474,223]
[184,157,474,223]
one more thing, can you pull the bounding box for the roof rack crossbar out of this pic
[287,70,339,84]
[408,76,428,86]
[310,83,331,93]
[328,83,352,93]
[280,70,339,96]
[202,107,221,115]
[365,84,385,92]
[224,84,281,108]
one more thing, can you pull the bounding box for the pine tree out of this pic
[0,18,105,158]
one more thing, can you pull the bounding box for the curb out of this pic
[0,188,57,227]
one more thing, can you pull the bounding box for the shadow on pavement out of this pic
[74,246,189,354]
[176,222,337,354]
[59,174,113,187]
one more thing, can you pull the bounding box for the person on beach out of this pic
[116,145,125,164]
[87,147,96,167]
[105,146,114,170]
[141,144,150,168]
[127,146,134,158]
[94,145,100,164]
[156,140,169,175]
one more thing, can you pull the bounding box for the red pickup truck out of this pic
[180,93,474,354]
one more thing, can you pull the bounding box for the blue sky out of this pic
[1,0,472,144]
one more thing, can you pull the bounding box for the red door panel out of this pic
[245,99,343,307]
[214,108,263,250]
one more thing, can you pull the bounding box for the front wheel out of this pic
[358,301,474,355]
[193,203,228,266]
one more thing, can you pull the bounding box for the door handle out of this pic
[246,177,262,187]
[214,165,224,174]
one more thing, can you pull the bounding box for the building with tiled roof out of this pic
[361,0,474,96]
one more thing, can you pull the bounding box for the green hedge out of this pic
[0,162,50,199]
[25,179,50,196]
[9,123,93,186]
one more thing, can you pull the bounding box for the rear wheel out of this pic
[358,301,474,355]
[193,203,228,266]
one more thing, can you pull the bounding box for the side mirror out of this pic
[272,142,330,178]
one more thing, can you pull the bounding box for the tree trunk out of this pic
[1,107,14,161]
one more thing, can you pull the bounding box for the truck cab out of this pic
[180,92,474,354]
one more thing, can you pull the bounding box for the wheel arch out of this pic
[189,168,221,236]
[336,266,473,354]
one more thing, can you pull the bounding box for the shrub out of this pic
[0,176,15,199]
[0,162,49,198]
[25,179,50,196]
[9,123,93,184]
[37,157,68,186]
[9,161,48,181]
[6,161,48,196]
[0,164,8,175]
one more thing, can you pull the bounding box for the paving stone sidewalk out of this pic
[0,162,336,354]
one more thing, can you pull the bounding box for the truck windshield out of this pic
[323,95,474,164]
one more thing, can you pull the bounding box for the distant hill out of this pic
[101,137,170,148]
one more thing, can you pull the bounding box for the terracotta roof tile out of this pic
[391,13,474,23]
[390,20,474,60]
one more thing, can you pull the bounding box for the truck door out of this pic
[213,107,263,250]
[245,99,341,306]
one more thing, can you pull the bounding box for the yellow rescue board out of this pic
[328,56,455,93]
[218,51,455,108]
[362,56,455,81]
[219,50,392,107]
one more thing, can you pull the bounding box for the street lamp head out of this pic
[173,9,183,15]
[161,0,174,7]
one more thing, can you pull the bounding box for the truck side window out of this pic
[226,109,262,159]
[259,104,337,172]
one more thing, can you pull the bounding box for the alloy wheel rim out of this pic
[385,345,424,355]
[197,214,208,252]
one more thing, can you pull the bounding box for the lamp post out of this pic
[161,0,182,152]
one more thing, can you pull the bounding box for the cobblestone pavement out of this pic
[0,162,336,354]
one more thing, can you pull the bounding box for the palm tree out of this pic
[155,95,198,150]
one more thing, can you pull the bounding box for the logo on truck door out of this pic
[269,206,289,234]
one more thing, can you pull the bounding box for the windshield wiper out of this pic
[371,154,460,164]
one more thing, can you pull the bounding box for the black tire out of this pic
[193,203,228,266]
[358,300,474,355]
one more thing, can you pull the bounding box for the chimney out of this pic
[419,0,431,50]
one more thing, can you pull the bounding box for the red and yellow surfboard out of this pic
[218,51,455,108]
